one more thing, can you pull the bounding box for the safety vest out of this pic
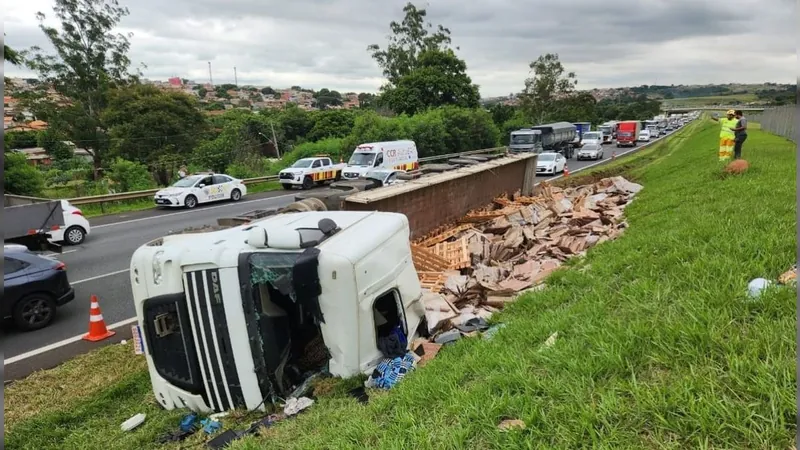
[719,118,736,138]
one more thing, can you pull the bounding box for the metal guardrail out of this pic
[65,147,509,207]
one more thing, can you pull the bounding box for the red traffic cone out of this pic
[563,164,570,177]
[82,295,116,342]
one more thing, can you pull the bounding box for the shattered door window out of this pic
[249,252,301,301]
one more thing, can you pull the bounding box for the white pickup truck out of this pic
[278,156,348,190]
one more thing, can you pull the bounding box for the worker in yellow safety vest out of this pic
[710,109,737,161]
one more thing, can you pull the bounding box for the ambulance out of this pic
[342,140,419,180]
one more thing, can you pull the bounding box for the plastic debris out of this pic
[283,396,314,416]
[120,413,146,432]
[747,278,773,298]
[201,418,222,434]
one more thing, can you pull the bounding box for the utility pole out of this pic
[208,61,213,85]
[234,66,238,87]
[270,122,280,158]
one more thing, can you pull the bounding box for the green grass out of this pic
[77,181,282,218]
[662,93,759,108]
[5,122,796,449]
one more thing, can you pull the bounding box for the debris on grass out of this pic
[497,418,526,431]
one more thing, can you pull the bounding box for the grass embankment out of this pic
[77,181,282,218]
[662,93,759,108]
[5,121,796,449]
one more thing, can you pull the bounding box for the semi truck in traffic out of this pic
[130,208,426,413]
[599,121,618,144]
[616,121,641,147]
[571,122,592,148]
[510,122,577,157]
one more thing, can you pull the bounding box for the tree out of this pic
[107,157,154,191]
[368,2,453,86]
[197,87,208,98]
[4,152,45,196]
[379,48,480,115]
[4,131,40,149]
[37,128,74,161]
[102,84,208,184]
[520,53,577,124]
[24,0,139,179]
[552,91,597,123]
[313,88,343,109]
[357,92,377,108]
[261,86,276,95]
[489,103,516,127]
[306,110,356,141]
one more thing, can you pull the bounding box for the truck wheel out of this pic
[302,176,313,190]
[282,184,292,190]
[184,195,198,209]
[334,171,342,181]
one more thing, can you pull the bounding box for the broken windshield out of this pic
[249,252,301,300]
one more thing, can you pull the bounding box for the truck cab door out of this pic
[373,153,384,168]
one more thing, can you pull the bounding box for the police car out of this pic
[153,173,247,209]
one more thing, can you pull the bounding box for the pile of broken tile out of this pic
[411,176,643,341]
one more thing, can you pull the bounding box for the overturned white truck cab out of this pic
[130,211,425,412]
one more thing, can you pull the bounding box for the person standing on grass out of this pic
[731,110,748,160]
[710,109,737,161]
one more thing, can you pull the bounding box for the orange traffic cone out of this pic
[82,295,116,342]
[563,164,570,177]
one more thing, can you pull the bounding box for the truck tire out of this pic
[300,198,327,211]
[282,201,313,213]
[302,176,313,190]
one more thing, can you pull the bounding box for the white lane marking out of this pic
[4,317,138,365]
[71,268,130,285]
[7,133,679,366]
[92,193,296,229]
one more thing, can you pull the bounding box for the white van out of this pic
[342,140,419,180]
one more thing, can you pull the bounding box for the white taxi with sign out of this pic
[153,173,247,209]
[279,155,347,190]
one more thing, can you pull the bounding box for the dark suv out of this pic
[3,246,75,331]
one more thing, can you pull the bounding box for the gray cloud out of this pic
[3,0,795,96]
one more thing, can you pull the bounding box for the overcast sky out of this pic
[3,0,795,97]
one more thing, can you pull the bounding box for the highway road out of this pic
[2,132,677,379]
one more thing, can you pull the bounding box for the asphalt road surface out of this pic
[2,132,676,379]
